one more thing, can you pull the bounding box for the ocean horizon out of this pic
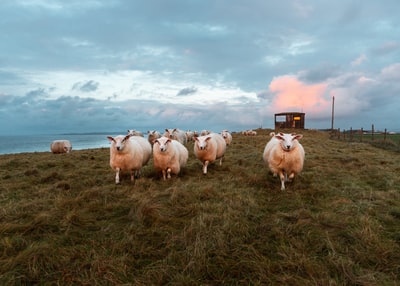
[0,132,129,155]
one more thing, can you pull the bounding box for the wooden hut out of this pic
[274,112,305,129]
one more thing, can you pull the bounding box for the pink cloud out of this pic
[268,75,331,117]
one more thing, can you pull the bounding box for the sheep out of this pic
[220,130,233,146]
[152,136,189,180]
[243,130,257,136]
[200,129,211,136]
[147,130,161,145]
[193,133,227,175]
[185,130,195,142]
[50,140,72,154]
[127,129,144,137]
[107,134,152,184]
[263,132,305,191]
[163,128,187,145]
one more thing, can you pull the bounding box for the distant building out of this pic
[274,112,305,129]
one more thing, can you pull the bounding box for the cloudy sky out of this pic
[1,0,400,135]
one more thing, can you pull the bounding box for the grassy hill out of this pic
[1,129,399,285]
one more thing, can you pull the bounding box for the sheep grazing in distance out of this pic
[147,130,161,145]
[152,136,189,180]
[107,134,152,184]
[194,133,227,175]
[263,132,305,191]
[50,140,72,154]
[221,130,233,146]
[243,129,257,136]
[127,129,144,137]
[163,128,187,145]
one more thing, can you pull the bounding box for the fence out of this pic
[330,124,400,152]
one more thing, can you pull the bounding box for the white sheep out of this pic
[200,129,211,136]
[107,134,152,184]
[147,130,161,145]
[163,128,187,145]
[193,133,227,175]
[50,140,72,154]
[127,129,144,137]
[220,130,233,146]
[244,130,257,136]
[263,132,305,191]
[152,136,189,180]
[185,130,195,142]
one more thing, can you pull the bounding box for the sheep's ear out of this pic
[294,134,303,140]
[123,135,131,141]
[107,136,115,142]
[275,134,284,140]
[205,136,212,141]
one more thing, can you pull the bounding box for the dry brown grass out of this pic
[1,129,399,285]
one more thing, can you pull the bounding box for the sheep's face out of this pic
[221,130,229,138]
[275,133,303,151]
[63,146,72,153]
[164,129,175,139]
[107,135,130,152]
[148,130,158,136]
[195,136,211,150]
[155,137,171,152]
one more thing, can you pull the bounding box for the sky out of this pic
[1,0,400,135]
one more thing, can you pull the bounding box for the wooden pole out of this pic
[331,96,335,131]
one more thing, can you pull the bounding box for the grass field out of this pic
[1,129,399,285]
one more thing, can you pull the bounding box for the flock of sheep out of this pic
[50,129,305,191]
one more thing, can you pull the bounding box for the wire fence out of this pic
[330,124,400,152]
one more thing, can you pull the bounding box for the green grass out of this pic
[1,129,399,285]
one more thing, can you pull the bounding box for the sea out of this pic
[0,133,126,155]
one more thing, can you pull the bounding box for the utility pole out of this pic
[331,95,335,131]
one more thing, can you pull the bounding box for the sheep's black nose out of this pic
[286,145,290,149]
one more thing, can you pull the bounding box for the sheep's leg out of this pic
[279,171,286,191]
[288,172,295,182]
[162,170,167,180]
[167,168,172,179]
[130,170,135,183]
[203,161,209,175]
[134,170,140,179]
[219,156,223,166]
[115,168,121,184]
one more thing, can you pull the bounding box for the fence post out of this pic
[384,128,387,143]
[360,128,363,142]
[343,129,346,140]
[350,127,353,141]
[372,124,374,141]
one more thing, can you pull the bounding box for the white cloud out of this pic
[1,0,400,134]
[351,54,367,67]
